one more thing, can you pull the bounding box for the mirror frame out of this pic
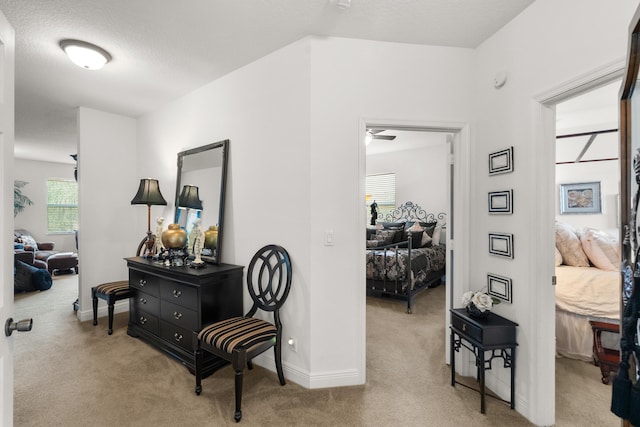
[174,139,229,265]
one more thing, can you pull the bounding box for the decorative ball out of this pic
[161,223,187,249]
[204,225,218,249]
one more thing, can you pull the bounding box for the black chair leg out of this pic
[195,346,203,395]
[107,297,115,335]
[234,369,244,422]
[247,360,253,370]
[275,342,285,385]
[92,290,98,326]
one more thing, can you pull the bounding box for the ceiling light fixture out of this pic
[59,39,111,70]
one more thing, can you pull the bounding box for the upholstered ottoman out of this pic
[47,252,78,275]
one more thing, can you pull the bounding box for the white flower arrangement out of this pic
[461,288,500,313]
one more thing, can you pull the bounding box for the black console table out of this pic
[126,257,244,376]
[450,308,518,414]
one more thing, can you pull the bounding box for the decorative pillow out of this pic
[14,260,52,292]
[421,232,433,248]
[555,222,589,267]
[366,240,384,248]
[431,225,442,246]
[373,230,395,245]
[19,234,38,251]
[580,228,619,271]
[555,247,563,266]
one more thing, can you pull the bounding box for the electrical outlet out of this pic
[287,337,297,352]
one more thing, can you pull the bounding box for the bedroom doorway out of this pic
[553,78,622,422]
[361,119,469,372]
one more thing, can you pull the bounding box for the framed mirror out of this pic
[174,139,229,264]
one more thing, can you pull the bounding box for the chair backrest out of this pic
[246,245,292,317]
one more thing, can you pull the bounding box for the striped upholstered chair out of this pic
[92,280,132,335]
[195,244,292,422]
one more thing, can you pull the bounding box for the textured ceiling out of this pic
[0,0,535,164]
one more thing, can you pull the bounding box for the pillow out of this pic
[19,234,38,251]
[431,225,442,246]
[555,247,563,266]
[580,228,619,271]
[14,260,52,292]
[555,222,590,267]
[366,240,384,248]
[421,232,433,248]
[373,230,396,245]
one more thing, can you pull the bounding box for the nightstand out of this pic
[450,308,518,414]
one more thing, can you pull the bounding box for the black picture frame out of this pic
[489,232,514,259]
[488,190,513,214]
[489,146,514,175]
[487,273,512,303]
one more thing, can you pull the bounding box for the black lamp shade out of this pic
[178,185,203,210]
[131,178,168,206]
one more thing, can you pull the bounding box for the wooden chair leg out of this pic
[92,289,98,326]
[234,369,244,422]
[274,342,285,386]
[194,346,203,395]
[107,296,115,335]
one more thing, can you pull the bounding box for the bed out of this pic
[366,201,446,313]
[554,223,621,372]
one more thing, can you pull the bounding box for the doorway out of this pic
[360,119,470,378]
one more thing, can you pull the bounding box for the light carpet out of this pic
[11,275,617,426]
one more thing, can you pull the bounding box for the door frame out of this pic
[532,58,625,423]
[0,9,15,426]
[357,117,470,380]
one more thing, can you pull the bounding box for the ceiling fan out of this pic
[366,129,397,141]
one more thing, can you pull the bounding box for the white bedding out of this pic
[555,265,620,319]
[555,265,620,361]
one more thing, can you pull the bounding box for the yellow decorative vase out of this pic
[204,225,218,249]
[161,224,187,249]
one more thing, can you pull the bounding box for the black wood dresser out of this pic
[126,257,244,376]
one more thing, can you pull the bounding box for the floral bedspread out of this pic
[366,244,446,290]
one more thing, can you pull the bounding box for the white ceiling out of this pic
[0,0,535,164]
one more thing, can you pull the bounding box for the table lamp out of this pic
[131,178,167,257]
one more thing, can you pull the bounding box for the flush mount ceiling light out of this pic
[59,39,111,70]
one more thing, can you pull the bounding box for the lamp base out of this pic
[189,260,207,269]
[136,232,157,258]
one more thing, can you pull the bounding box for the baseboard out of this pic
[253,353,362,389]
[76,300,129,322]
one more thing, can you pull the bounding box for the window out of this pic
[47,179,78,233]
[365,173,396,222]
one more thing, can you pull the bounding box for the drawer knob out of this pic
[462,324,467,332]
[139,279,146,287]
[172,289,182,298]
[139,316,148,325]
[139,297,147,304]
[174,332,183,342]
[173,311,183,320]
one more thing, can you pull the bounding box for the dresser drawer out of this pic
[132,291,160,315]
[160,281,198,308]
[161,300,199,329]
[160,320,193,352]
[131,309,159,335]
[129,270,160,297]
[452,314,482,343]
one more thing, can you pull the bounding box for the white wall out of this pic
[555,159,619,236]
[14,158,77,252]
[472,0,639,424]
[136,36,473,387]
[76,107,139,321]
[137,39,313,382]
[366,142,449,216]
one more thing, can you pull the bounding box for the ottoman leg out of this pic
[92,288,98,326]
[107,296,115,335]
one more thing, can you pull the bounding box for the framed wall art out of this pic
[489,232,514,259]
[559,182,601,214]
[488,190,513,214]
[487,273,512,303]
[488,146,514,175]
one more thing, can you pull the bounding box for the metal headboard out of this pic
[383,201,446,226]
